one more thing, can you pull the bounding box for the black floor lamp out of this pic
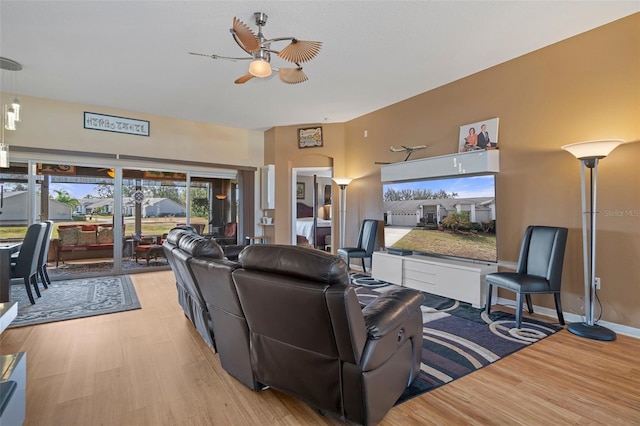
[562,139,623,341]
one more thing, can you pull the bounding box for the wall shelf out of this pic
[381,149,499,182]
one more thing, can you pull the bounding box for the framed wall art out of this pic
[296,182,305,199]
[298,127,323,148]
[458,117,499,152]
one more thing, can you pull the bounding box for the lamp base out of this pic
[567,322,616,341]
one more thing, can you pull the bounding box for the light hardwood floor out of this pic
[1,270,638,425]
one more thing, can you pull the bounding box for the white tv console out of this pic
[371,251,497,308]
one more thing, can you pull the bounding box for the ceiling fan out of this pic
[189,12,322,85]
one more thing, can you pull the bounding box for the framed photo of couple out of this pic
[458,117,499,152]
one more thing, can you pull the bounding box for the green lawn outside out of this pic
[391,228,496,262]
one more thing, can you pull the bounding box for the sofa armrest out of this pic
[361,288,424,339]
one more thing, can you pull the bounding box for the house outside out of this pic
[384,197,496,227]
[77,197,186,218]
[0,191,73,225]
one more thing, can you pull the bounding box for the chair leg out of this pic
[515,292,524,329]
[525,294,534,314]
[31,274,42,298]
[38,268,49,289]
[42,266,51,287]
[361,258,367,274]
[23,277,35,305]
[554,293,565,325]
[485,284,493,315]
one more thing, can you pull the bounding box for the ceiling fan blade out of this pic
[277,40,322,63]
[278,67,308,84]
[189,51,252,61]
[232,17,260,52]
[234,73,254,84]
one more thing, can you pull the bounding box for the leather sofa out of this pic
[233,244,424,425]
[164,228,425,424]
[162,226,260,390]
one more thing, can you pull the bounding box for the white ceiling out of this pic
[1,1,638,131]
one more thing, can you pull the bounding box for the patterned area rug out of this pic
[48,259,168,281]
[353,282,562,404]
[8,275,141,328]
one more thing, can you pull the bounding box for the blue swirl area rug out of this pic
[8,275,141,328]
[354,283,561,405]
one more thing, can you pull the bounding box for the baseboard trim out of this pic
[496,297,639,339]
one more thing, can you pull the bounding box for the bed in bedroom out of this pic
[296,202,332,250]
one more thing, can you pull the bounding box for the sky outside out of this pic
[50,182,101,200]
[383,175,495,198]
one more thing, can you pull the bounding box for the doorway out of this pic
[291,167,333,250]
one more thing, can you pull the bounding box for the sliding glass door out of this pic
[1,157,245,280]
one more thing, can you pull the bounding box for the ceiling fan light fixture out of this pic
[249,49,272,77]
[249,59,271,77]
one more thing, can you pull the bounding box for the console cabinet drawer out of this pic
[372,252,497,308]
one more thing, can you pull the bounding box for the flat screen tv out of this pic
[382,174,497,263]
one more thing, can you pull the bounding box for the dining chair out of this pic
[485,225,568,329]
[11,222,47,304]
[36,220,54,289]
[337,219,379,273]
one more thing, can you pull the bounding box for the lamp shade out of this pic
[0,143,8,168]
[249,59,272,78]
[562,139,623,160]
[332,177,353,187]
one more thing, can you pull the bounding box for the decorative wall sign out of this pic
[458,117,499,152]
[298,127,323,148]
[84,112,150,136]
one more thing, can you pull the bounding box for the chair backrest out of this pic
[232,245,366,413]
[172,233,225,346]
[163,227,194,278]
[37,220,54,268]
[516,225,568,291]
[355,219,379,255]
[188,254,262,389]
[14,222,47,277]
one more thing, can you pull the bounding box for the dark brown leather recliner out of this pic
[172,233,225,348]
[163,227,202,319]
[232,245,424,426]
[188,251,263,391]
[163,226,246,324]
[163,227,259,389]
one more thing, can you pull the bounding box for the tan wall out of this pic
[268,14,640,328]
[2,95,265,169]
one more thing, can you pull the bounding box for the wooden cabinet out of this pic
[372,251,497,308]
